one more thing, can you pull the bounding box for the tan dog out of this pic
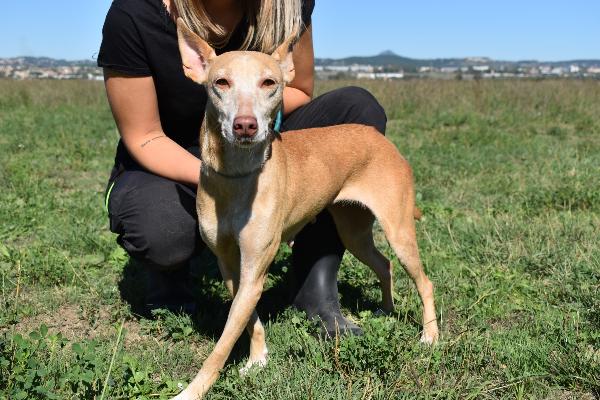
[173,19,439,400]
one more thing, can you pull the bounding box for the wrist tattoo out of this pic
[140,135,166,148]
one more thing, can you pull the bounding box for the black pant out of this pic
[106,86,386,271]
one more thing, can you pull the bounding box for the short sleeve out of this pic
[302,0,315,28]
[97,5,152,76]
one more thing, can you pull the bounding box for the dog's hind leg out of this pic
[328,203,395,313]
[337,161,439,343]
[376,201,439,344]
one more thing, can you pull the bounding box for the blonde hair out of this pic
[173,0,304,54]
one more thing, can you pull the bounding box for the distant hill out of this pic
[315,51,600,70]
[1,54,599,74]
[0,57,96,68]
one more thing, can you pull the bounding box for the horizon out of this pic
[1,1,598,61]
[4,51,600,64]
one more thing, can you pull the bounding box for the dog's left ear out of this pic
[271,35,296,83]
[177,18,216,84]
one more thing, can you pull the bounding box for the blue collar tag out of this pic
[273,109,283,133]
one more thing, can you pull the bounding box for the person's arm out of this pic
[103,68,201,186]
[282,26,314,115]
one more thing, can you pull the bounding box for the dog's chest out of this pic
[196,175,282,251]
[196,185,262,246]
[197,198,248,245]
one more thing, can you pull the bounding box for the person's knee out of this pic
[117,215,198,269]
[111,176,200,269]
[141,223,198,269]
[337,86,387,134]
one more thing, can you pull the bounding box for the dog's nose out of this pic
[233,116,258,138]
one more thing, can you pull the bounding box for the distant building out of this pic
[356,72,376,79]
[465,57,491,63]
[349,64,374,72]
[441,67,458,73]
[375,72,404,79]
[472,65,490,72]
[356,71,403,80]
[324,65,351,72]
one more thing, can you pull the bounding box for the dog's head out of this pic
[177,18,295,148]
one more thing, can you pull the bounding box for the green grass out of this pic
[1,79,599,399]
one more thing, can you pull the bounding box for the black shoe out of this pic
[292,254,363,338]
[143,262,197,316]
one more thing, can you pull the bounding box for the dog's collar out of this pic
[201,163,263,179]
[273,108,284,133]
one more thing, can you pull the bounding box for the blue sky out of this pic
[1,1,598,61]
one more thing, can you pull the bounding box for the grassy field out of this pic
[1,79,599,399]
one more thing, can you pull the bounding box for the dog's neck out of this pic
[200,108,272,179]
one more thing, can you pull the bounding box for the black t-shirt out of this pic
[98,0,314,172]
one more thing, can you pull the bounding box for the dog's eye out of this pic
[215,78,230,89]
[261,78,277,88]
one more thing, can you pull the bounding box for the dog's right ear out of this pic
[177,18,216,84]
[271,34,296,84]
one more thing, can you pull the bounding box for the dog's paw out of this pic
[420,328,439,345]
[171,389,194,400]
[239,351,268,376]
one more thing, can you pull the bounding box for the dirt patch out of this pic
[439,308,463,336]
[5,303,212,357]
[6,304,145,348]
[543,389,596,400]
[488,311,530,331]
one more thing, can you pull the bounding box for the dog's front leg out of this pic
[173,241,280,400]
[217,252,268,373]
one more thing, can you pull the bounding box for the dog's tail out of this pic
[414,206,422,221]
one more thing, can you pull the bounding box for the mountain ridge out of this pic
[315,53,600,70]
[1,54,599,71]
